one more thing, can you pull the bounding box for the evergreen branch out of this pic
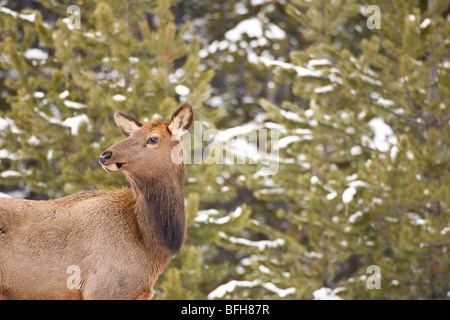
[317,122,379,153]
[369,101,422,126]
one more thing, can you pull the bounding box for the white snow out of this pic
[225,18,285,42]
[349,180,368,187]
[28,135,40,145]
[83,32,96,39]
[0,117,22,134]
[61,114,90,135]
[112,94,126,102]
[251,0,271,6]
[342,186,357,204]
[280,110,305,123]
[234,2,248,15]
[33,91,45,99]
[129,57,139,64]
[259,265,272,275]
[219,232,285,251]
[1,170,21,178]
[24,48,48,60]
[368,117,398,152]
[64,100,87,109]
[349,211,363,223]
[195,209,219,223]
[0,7,36,23]
[406,150,414,160]
[195,207,242,225]
[0,118,9,130]
[360,74,382,86]
[59,90,70,99]
[377,98,394,107]
[208,279,295,299]
[351,146,362,156]
[264,23,286,40]
[420,18,431,29]
[214,123,259,142]
[441,225,450,236]
[0,149,19,161]
[326,191,338,200]
[276,135,302,148]
[175,85,190,96]
[206,96,223,108]
[310,176,319,184]
[225,18,263,41]
[0,149,9,158]
[308,59,331,67]
[314,85,334,94]
[258,56,322,77]
[408,212,427,226]
[313,287,345,300]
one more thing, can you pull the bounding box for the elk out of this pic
[0,103,193,299]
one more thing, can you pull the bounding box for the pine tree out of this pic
[1,0,448,301]
[0,0,225,299]
[255,0,450,299]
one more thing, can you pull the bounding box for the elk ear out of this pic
[114,111,142,137]
[168,103,193,139]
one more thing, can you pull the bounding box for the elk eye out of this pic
[147,137,159,144]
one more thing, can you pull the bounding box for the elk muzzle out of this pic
[99,150,125,172]
[99,151,112,165]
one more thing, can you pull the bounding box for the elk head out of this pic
[99,103,193,183]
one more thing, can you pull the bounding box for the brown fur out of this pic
[0,103,193,300]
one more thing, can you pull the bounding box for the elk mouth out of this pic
[101,162,125,172]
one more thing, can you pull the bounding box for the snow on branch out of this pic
[218,231,285,251]
[208,279,296,299]
[0,6,36,23]
[195,207,243,225]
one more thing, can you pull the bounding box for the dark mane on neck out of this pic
[129,175,186,255]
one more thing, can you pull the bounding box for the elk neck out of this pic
[126,171,186,256]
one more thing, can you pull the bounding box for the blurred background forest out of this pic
[0,0,449,299]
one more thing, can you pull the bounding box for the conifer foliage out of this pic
[0,0,449,300]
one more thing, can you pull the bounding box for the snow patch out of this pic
[208,279,295,299]
[342,186,357,204]
[326,191,337,200]
[59,90,70,99]
[258,56,322,77]
[314,85,334,94]
[219,232,284,251]
[368,117,398,152]
[420,18,431,29]
[351,146,362,156]
[349,211,363,223]
[308,59,331,67]
[195,209,219,223]
[276,135,302,148]
[313,287,345,300]
[225,18,263,41]
[112,94,126,102]
[1,170,21,178]
[0,7,36,23]
[64,100,87,109]
[33,91,45,99]
[225,18,285,42]
[24,48,48,60]
[62,114,90,135]
[175,85,190,96]
[195,207,242,225]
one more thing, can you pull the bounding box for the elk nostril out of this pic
[100,151,112,164]
[101,151,112,159]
